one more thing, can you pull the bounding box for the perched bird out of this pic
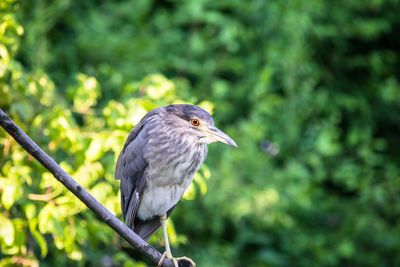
[115,104,237,266]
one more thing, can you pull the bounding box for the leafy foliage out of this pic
[1,0,400,266]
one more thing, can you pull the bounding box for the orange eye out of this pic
[190,119,200,126]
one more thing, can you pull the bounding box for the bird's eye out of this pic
[190,119,200,127]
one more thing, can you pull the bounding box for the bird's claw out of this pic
[157,251,177,267]
[157,252,196,267]
[175,256,196,267]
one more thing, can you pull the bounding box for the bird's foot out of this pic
[157,252,196,267]
[157,251,177,267]
[175,256,196,267]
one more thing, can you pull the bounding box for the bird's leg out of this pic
[158,214,178,267]
[157,214,196,267]
[161,214,173,259]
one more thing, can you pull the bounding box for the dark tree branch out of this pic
[0,109,194,267]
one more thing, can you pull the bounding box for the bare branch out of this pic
[0,109,184,267]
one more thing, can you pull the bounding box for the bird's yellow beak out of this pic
[204,126,238,147]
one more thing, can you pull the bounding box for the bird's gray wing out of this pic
[115,110,158,229]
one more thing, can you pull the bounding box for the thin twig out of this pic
[0,109,178,267]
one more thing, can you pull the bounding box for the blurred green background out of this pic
[1,0,400,266]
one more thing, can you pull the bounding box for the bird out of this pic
[115,104,237,267]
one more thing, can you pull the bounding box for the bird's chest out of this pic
[146,138,206,185]
[137,139,207,220]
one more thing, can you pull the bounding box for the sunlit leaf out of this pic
[31,229,48,258]
[0,213,14,246]
[1,182,18,210]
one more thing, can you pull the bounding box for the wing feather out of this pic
[115,108,177,239]
[115,110,158,228]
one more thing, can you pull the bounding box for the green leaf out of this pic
[1,183,18,210]
[31,229,48,258]
[85,137,105,162]
[38,203,56,234]
[0,213,14,246]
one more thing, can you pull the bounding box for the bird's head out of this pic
[165,104,237,147]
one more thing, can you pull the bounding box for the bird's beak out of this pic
[205,126,238,147]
